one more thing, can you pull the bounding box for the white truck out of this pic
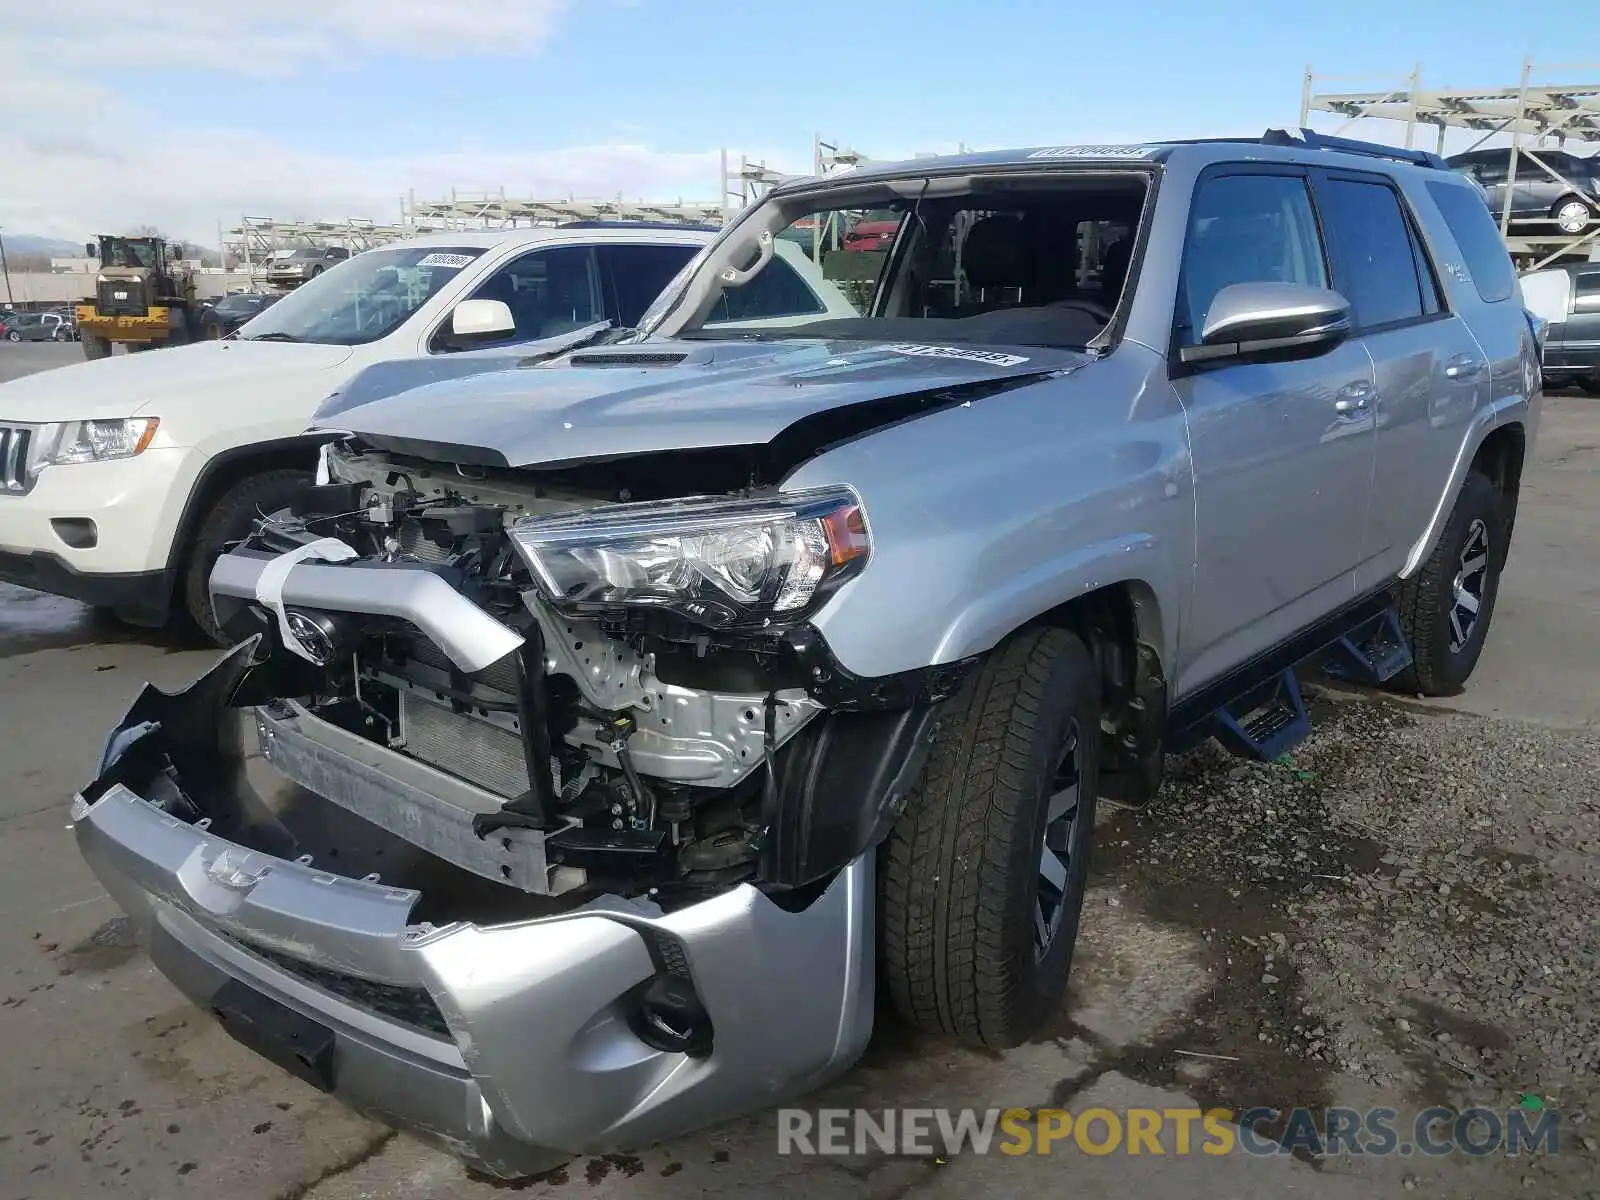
[0,224,858,641]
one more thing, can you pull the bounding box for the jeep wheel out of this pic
[1393,471,1505,696]
[182,468,310,645]
[881,626,1100,1049]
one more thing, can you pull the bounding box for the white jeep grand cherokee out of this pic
[0,224,861,640]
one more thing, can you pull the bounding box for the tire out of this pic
[82,332,110,359]
[1579,374,1600,396]
[310,265,324,278]
[5,330,19,342]
[881,626,1101,1050]
[182,469,311,645]
[1392,471,1506,696]
[1553,197,1594,235]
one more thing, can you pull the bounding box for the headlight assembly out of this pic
[508,488,870,628]
[30,418,160,474]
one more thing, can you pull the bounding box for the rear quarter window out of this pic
[1425,180,1517,305]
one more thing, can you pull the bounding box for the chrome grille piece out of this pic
[0,425,33,493]
[399,690,529,798]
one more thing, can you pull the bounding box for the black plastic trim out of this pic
[759,702,944,888]
[0,549,170,623]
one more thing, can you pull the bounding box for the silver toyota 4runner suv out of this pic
[72,129,1539,1177]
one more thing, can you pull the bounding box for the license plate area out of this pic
[211,978,337,1092]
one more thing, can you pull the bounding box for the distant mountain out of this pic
[0,234,86,257]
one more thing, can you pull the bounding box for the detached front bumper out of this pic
[71,643,876,1177]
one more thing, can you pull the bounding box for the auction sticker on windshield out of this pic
[416,252,477,269]
[883,344,1031,367]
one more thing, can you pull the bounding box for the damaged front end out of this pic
[72,437,962,1174]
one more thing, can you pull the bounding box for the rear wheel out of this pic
[1393,471,1506,696]
[182,469,311,645]
[881,626,1100,1049]
[81,332,110,359]
[4,329,19,342]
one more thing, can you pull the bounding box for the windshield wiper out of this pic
[242,331,303,343]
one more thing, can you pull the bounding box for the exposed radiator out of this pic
[399,691,529,799]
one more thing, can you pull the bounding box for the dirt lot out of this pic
[0,341,1596,1199]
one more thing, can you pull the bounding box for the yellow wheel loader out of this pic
[75,235,198,360]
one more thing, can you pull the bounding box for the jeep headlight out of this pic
[508,488,870,628]
[32,418,160,472]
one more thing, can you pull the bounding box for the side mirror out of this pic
[447,298,516,345]
[1180,282,1352,366]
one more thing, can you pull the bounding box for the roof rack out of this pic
[1260,127,1449,170]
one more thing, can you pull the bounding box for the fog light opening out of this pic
[628,975,714,1058]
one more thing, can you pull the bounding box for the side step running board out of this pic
[1212,668,1310,761]
[1319,606,1414,685]
[1180,598,1415,763]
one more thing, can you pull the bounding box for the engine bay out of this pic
[211,440,951,908]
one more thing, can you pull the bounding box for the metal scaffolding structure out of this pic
[402,190,725,230]
[1301,58,1600,267]
[218,137,887,284]
[221,216,414,274]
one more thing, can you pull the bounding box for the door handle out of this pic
[1444,354,1486,381]
[1334,380,1373,416]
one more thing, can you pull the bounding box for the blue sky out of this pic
[2,0,1593,241]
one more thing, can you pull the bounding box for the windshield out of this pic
[236,246,486,345]
[664,172,1149,349]
[101,238,158,269]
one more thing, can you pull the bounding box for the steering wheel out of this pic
[1050,298,1114,324]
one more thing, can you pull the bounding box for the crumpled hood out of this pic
[318,339,1089,467]
[0,340,355,425]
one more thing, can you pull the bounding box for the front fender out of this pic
[929,534,1175,665]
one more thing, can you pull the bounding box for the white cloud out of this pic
[6,0,571,69]
[0,2,764,243]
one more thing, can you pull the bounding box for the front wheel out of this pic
[82,331,110,359]
[5,330,19,342]
[182,469,312,644]
[881,626,1100,1050]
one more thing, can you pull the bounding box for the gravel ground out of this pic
[1090,684,1600,1193]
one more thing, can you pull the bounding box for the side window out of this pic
[1177,173,1327,340]
[443,246,601,350]
[1317,178,1430,328]
[707,255,827,324]
[596,244,700,328]
[1426,180,1517,305]
[1574,270,1600,314]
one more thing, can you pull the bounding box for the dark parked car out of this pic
[1447,147,1600,233]
[1522,261,1600,391]
[195,291,281,338]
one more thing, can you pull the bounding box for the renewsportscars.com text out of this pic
[777,1105,1562,1158]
